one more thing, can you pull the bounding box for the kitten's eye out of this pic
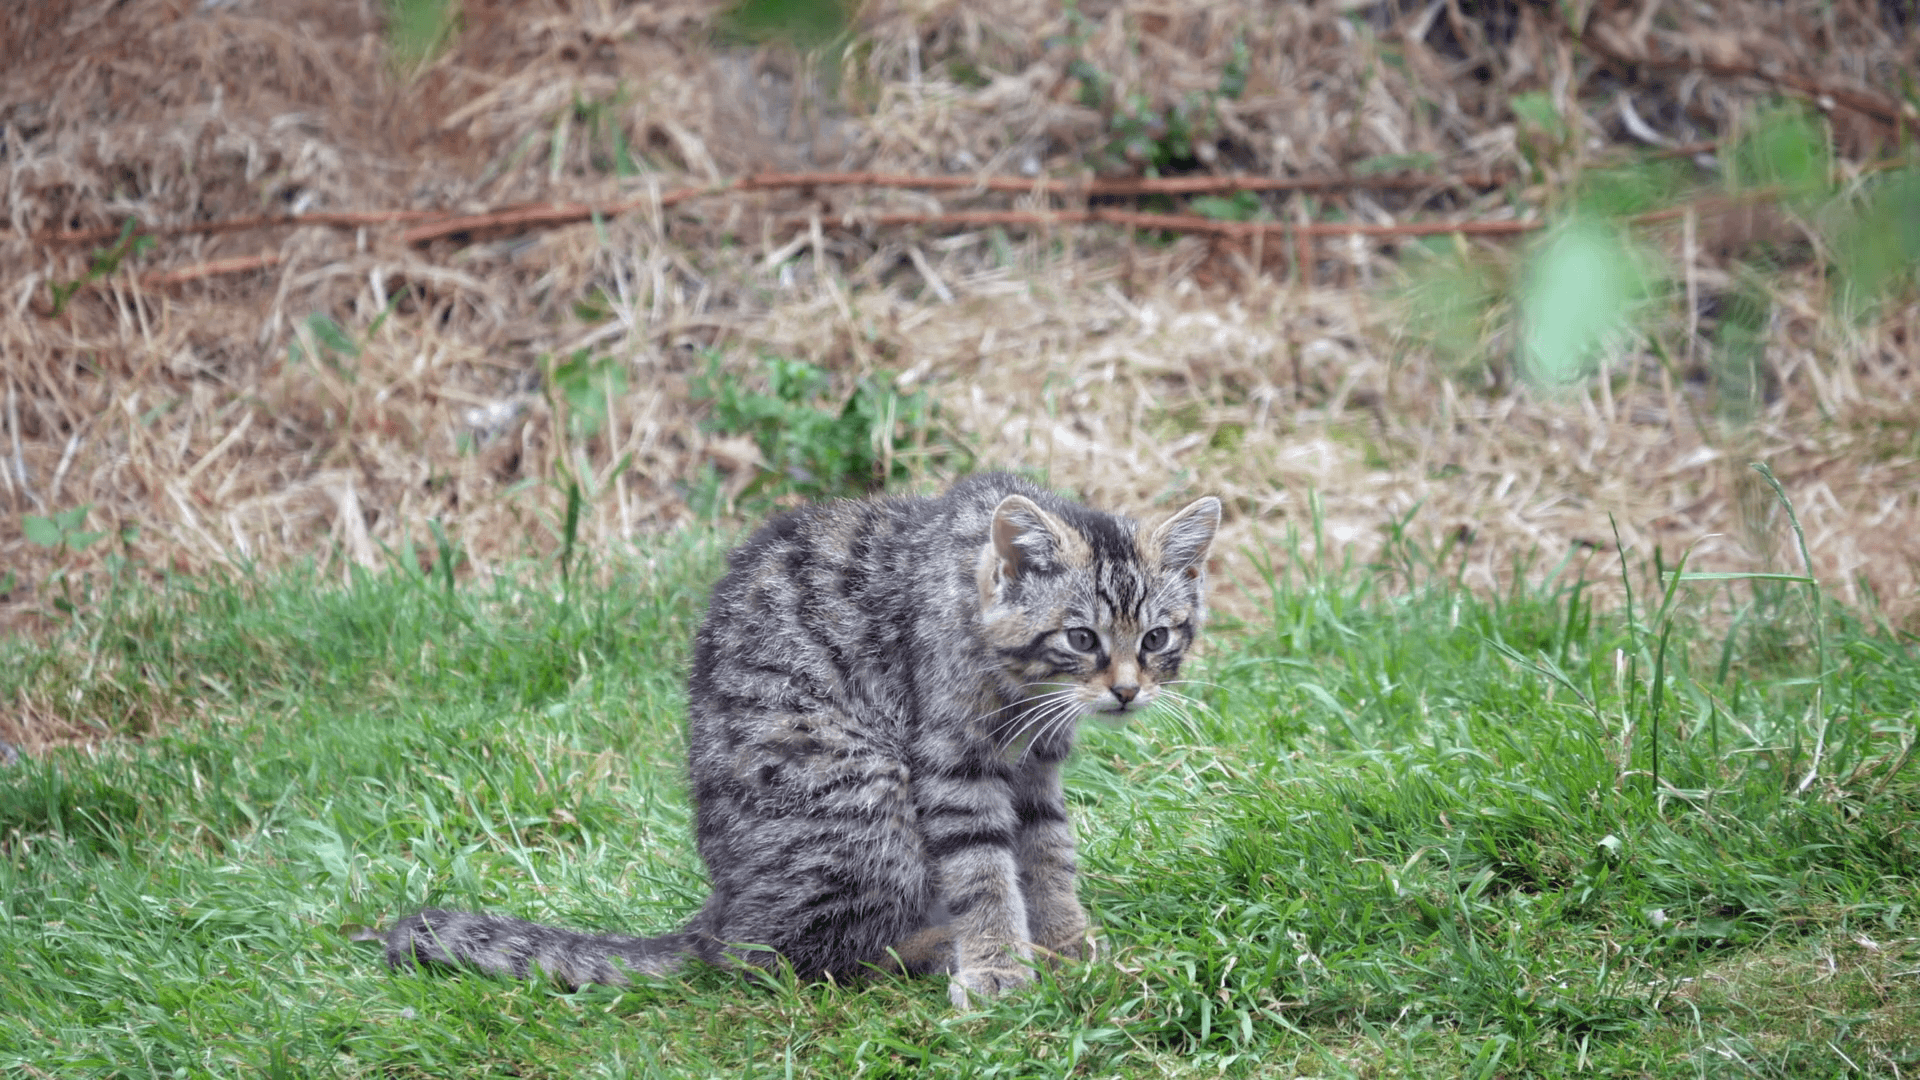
[1065,628,1099,653]
[1141,627,1170,651]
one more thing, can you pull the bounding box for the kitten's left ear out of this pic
[1151,496,1221,578]
[991,494,1072,579]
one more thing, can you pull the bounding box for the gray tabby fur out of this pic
[386,473,1220,1005]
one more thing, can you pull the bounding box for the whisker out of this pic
[987,688,1078,740]
[991,689,1083,751]
[1014,694,1088,762]
[1147,688,1210,742]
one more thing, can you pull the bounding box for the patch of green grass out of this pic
[2,517,1917,1077]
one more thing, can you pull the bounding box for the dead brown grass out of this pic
[3,0,1919,750]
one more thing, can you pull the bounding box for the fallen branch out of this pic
[736,169,1513,197]
[47,209,449,247]
[396,185,724,246]
[39,167,1512,250]
[787,207,1543,239]
[140,252,285,288]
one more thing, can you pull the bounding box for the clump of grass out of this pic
[3,501,1917,1075]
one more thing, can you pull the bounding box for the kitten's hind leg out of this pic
[693,710,936,980]
[877,919,955,976]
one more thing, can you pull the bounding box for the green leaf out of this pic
[22,515,61,548]
[1520,220,1644,386]
[1190,192,1262,223]
[1353,152,1437,176]
[52,505,90,531]
[721,0,851,50]
[66,530,107,553]
[1733,104,1830,198]
[1669,571,1816,584]
[1833,167,1920,321]
[306,313,360,359]
[1510,91,1565,141]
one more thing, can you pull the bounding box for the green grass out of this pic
[2,524,1917,1078]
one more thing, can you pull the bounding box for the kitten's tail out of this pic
[385,908,694,989]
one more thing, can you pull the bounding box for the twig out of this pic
[140,253,285,288]
[39,168,1513,250]
[46,209,449,247]
[130,208,1545,290]
[797,207,1543,239]
[737,168,1513,196]
[397,184,730,246]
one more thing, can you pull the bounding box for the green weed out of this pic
[45,220,155,317]
[688,354,956,510]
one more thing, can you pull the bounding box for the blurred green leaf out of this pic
[1833,167,1920,320]
[1190,192,1262,223]
[1510,92,1566,141]
[1399,241,1508,376]
[306,314,360,360]
[551,350,629,439]
[1733,105,1830,199]
[1520,220,1645,386]
[22,516,61,548]
[721,0,853,50]
[386,0,459,72]
[1354,152,1438,176]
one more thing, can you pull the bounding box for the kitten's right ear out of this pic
[1151,495,1221,579]
[990,495,1068,580]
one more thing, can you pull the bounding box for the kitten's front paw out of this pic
[947,963,1034,1007]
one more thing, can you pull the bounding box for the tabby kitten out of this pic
[386,473,1220,1005]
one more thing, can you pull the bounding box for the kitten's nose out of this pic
[1110,684,1138,705]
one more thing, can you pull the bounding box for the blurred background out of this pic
[4,0,1917,652]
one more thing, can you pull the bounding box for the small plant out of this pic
[1059,5,1230,178]
[286,297,400,374]
[20,504,127,616]
[23,505,106,556]
[548,349,629,439]
[690,354,948,507]
[571,90,642,178]
[46,220,155,317]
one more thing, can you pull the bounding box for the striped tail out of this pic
[385,909,691,989]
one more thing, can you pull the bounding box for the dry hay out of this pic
[2,0,1918,750]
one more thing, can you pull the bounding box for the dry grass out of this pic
[3,0,1919,752]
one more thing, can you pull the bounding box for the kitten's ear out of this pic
[990,495,1069,579]
[1151,496,1221,578]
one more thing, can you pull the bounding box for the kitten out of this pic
[386,473,1220,1005]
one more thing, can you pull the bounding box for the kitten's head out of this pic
[976,491,1221,722]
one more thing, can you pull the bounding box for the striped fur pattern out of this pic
[387,474,1220,1004]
